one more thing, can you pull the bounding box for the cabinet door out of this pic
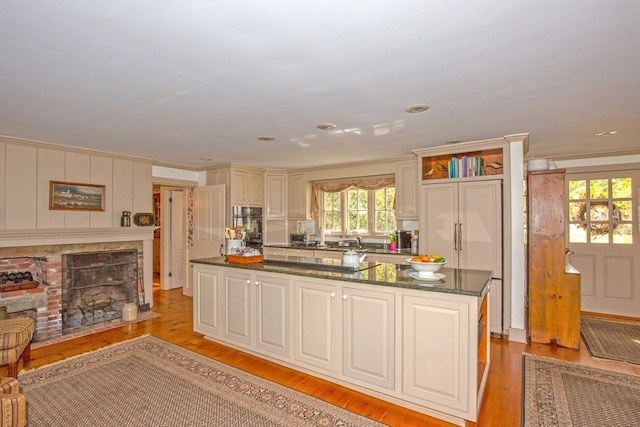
[265,174,286,218]
[288,174,307,218]
[396,160,419,220]
[420,183,458,264]
[230,169,248,206]
[193,265,221,338]
[246,170,264,206]
[402,294,471,415]
[222,270,253,346]
[293,279,339,374]
[458,180,502,275]
[255,274,290,358]
[342,287,395,389]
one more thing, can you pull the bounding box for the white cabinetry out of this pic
[263,246,286,256]
[420,180,502,334]
[221,269,291,359]
[395,159,419,220]
[342,286,395,390]
[288,173,307,218]
[314,249,342,260]
[231,167,264,207]
[265,172,286,219]
[286,248,315,258]
[293,278,340,374]
[193,264,221,338]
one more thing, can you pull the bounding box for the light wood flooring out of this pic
[11,288,640,426]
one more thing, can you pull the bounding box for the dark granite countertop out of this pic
[264,243,415,256]
[191,255,491,298]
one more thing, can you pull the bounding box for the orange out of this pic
[420,255,431,262]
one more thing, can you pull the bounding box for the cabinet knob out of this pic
[254,281,259,286]
[245,279,251,285]
[342,294,348,300]
[330,292,336,298]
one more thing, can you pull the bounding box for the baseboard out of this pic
[508,327,527,343]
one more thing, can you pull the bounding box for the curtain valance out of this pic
[310,175,395,219]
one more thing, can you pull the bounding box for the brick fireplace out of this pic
[0,228,154,343]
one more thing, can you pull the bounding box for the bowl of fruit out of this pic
[407,254,446,277]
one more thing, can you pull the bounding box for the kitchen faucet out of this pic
[356,236,364,249]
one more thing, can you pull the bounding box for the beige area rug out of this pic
[32,310,161,349]
[19,335,387,427]
[581,316,640,365]
[522,354,640,427]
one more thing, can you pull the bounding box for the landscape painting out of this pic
[49,181,106,211]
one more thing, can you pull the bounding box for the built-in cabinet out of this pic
[265,172,287,219]
[288,174,307,218]
[206,164,265,209]
[395,159,419,220]
[221,269,291,359]
[415,139,515,336]
[527,169,581,349]
[192,262,489,424]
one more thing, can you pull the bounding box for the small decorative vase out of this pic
[389,242,397,251]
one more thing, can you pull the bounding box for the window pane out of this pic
[589,202,609,221]
[616,201,632,221]
[613,224,633,244]
[589,224,610,243]
[569,202,584,221]
[612,178,632,198]
[568,180,586,200]
[569,224,587,243]
[589,179,608,199]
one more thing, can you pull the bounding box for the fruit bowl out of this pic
[407,258,446,277]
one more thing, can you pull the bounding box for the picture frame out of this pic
[49,180,106,211]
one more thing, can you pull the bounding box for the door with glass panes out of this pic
[566,167,639,317]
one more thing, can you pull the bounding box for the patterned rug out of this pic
[581,316,640,365]
[522,354,640,427]
[19,335,387,427]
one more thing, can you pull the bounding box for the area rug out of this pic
[581,316,640,365]
[19,335,387,427]
[31,310,162,349]
[522,354,640,427]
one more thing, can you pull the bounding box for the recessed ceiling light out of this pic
[316,123,337,130]
[404,104,430,113]
[199,157,212,162]
[595,130,617,137]
[258,136,275,141]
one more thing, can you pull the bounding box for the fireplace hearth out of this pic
[62,250,139,332]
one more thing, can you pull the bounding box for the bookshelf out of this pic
[420,148,503,181]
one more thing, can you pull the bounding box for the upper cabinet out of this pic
[288,173,307,219]
[395,159,419,220]
[206,164,264,208]
[265,172,286,219]
[231,167,263,207]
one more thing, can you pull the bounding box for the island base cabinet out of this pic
[402,295,473,420]
[293,279,340,374]
[342,287,395,390]
[193,265,221,338]
[223,271,253,346]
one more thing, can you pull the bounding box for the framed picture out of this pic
[49,180,106,211]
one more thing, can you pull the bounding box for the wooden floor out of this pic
[12,288,640,426]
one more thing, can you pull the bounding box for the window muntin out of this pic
[322,186,396,236]
[568,176,633,244]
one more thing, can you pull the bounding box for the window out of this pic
[322,186,396,236]
[568,176,633,244]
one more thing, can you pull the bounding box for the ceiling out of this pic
[1,1,638,170]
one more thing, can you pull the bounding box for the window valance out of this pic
[310,175,395,219]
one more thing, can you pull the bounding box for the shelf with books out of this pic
[420,148,503,181]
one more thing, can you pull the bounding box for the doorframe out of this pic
[151,177,198,294]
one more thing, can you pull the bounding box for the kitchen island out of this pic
[191,255,491,425]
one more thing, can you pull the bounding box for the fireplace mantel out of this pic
[0,227,156,248]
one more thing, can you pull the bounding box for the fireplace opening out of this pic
[62,250,139,333]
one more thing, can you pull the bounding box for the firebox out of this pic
[62,250,139,332]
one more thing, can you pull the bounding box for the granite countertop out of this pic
[264,243,415,255]
[191,255,492,298]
